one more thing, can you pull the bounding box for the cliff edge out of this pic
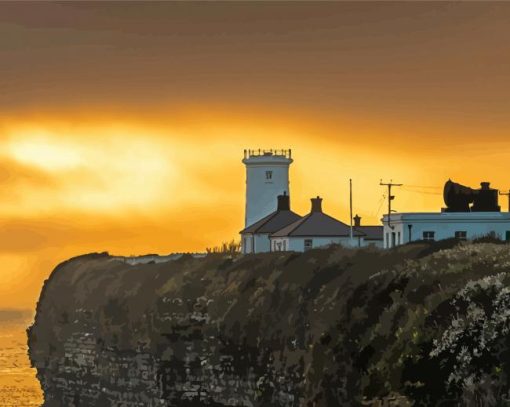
[28,242,510,406]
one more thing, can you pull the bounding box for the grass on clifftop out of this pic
[29,240,510,406]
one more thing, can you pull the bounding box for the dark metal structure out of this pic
[443,180,501,212]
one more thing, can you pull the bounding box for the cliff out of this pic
[28,241,510,406]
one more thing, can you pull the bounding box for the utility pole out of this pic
[500,189,510,212]
[349,178,353,242]
[380,180,403,229]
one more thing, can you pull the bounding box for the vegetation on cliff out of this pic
[28,241,510,406]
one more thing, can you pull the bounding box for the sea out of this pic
[0,310,43,406]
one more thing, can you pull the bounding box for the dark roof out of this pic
[271,212,365,237]
[355,225,383,240]
[240,210,302,234]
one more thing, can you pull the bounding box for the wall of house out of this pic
[407,221,510,243]
[269,237,354,252]
[242,234,273,254]
[242,234,253,254]
[271,237,289,252]
[383,213,510,248]
[383,224,407,249]
[293,237,357,251]
[271,236,382,251]
[254,234,271,253]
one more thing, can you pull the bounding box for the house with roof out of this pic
[240,192,301,254]
[270,197,365,252]
[240,149,383,253]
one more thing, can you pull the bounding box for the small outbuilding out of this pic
[353,214,383,248]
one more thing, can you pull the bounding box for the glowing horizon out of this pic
[3,106,510,309]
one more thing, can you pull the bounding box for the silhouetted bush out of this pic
[472,233,507,244]
[205,239,241,254]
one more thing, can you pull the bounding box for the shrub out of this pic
[206,239,241,254]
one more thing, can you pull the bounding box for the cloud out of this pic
[0,124,181,216]
[1,1,510,135]
[0,157,58,187]
[6,135,85,172]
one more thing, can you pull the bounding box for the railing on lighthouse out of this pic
[243,149,292,159]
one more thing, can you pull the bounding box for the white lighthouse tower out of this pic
[242,149,293,227]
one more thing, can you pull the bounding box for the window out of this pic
[455,231,467,240]
[283,240,287,251]
[391,232,396,248]
[423,231,435,241]
[506,231,510,241]
[397,232,401,245]
[265,170,273,180]
[385,233,389,248]
[304,239,313,251]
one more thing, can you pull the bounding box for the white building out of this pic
[240,192,301,254]
[382,212,510,248]
[270,197,365,252]
[382,180,510,248]
[242,149,293,228]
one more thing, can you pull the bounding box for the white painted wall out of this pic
[243,152,292,228]
[271,237,290,252]
[271,236,365,252]
[242,233,272,254]
[382,212,510,248]
[242,235,253,254]
[254,234,271,253]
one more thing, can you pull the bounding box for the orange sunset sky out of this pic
[2,2,510,310]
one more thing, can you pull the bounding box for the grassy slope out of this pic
[29,242,510,406]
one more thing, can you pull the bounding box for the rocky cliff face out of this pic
[28,242,510,406]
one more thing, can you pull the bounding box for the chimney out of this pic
[480,182,490,190]
[354,214,361,227]
[311,196,323,213]
[277,191,290,211]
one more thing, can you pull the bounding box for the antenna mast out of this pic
[380,180,403,229]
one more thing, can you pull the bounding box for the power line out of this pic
[402,184,441,190]
[401,187,442,196]
[372,194,386,218]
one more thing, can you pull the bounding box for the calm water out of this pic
[0,313,43,406]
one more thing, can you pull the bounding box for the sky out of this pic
[2,2,510,309]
